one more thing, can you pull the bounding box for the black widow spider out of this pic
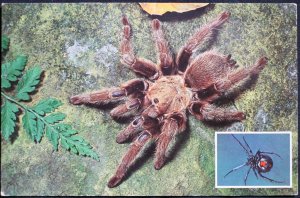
[224,134,284,185]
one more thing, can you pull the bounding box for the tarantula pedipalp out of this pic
[70,11,268,188]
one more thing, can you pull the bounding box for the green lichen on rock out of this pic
[1,3,297,196]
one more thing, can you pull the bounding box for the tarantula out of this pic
[70,11,268,188]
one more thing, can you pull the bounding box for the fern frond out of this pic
[1,99,19,141]
[33,98,62,115]
[16,66,42,101]
[1,35,9,52]
[1,56,28,89]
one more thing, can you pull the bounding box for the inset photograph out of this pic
[215,132,291,188]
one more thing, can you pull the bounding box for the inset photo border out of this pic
[215,132,292,188]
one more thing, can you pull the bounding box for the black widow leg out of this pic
[258,171,284,183]
[231,134,251,157]
[243,136,253,155]
[252,168,259,179]
[224,162,247,178]
[260,151,282,159]
[244,167,252,185]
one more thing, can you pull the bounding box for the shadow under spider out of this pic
[203,120,238,129]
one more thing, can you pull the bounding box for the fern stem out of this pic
[1,91,28,110]
[2,91,49,125]
[1,91,78,148]
[1,91,59,137]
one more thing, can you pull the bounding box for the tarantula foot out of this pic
[107,175,122,188]
[110,98,141,118]
[69,95,83,105]
[116,133,129,144]
[154,157,166,170]
[122,15,129,26]
[152,19,160,30]
[121,54,136,66]
[236,112,246,120]
[257,56,268,66]
[219,11,231,21]
[251,56,268,75]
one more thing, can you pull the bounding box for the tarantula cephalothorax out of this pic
[70,11,268,188]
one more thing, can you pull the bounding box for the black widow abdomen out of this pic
[224,134,284,185]
[256,153,273,173]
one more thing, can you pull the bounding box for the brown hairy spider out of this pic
[70,11,267,188]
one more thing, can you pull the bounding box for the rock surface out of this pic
[1,3,297,196]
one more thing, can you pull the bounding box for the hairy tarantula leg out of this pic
[257,172,284,183]
[194,56,268,104]
[151,19,174,75]
[202,104,246,122]
[110,98,141,118]
[189,102,245,122]
[121,78,150,94]
[176,11,230,72]
[70,79,148,105]
[188,101,205,120]
[120,16,160,80]
[116,116,144,143]
[142,104,161,118]
[154,112,187,170]
[116,116,159,143]
[108,130,158,188]
[70,88,126,105]
[212,57,268,100]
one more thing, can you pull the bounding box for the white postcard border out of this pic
[214,131,292,188]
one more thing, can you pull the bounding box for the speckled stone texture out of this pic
[1,3,297,196]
